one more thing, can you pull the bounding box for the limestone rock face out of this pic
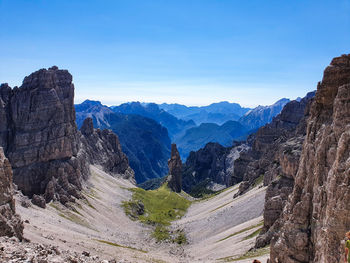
[0,148,23,240]
[270,54,350,263]
[0,67,134,206]
[0,67,86,204]
[167,144,182,192]
[182,142,249,194]
[79,117,135,183]
[230,91,315,248]
[235,91,315,196]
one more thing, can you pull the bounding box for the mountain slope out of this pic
[174,120,248,159]
[75,100,171,183]
[111,102,195,140]
[238,98,290,130]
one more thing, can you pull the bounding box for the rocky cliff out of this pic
[234,91,314,197]
[182,142,248,196]
[75,100,171,183]
[80,117,135,183]
[270,54,350,263]
[0,148,23,240]
[227,91,315,248]
[0,67,134,206]
[167,144,182,193]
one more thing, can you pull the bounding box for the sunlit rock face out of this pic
[270,54,350,263]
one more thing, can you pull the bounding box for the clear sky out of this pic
[1,0,349,107]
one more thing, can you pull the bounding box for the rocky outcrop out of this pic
[0,67,134,206]
[182,142,249,196]
[230,91,315,248]
[79,117,135,182]
[167,144,182,192]
[75,100,171,183]
[270,54,350,263]
[235,91,315,196]
[0,67,86,205]
[0,148,23,240]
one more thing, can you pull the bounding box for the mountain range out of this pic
[159,101,251,125]
[1,54,349,263]
[75,100,171,183]
[75,98,290,176]
[111,102,195,140]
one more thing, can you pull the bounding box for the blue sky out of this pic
[1,0,349,107]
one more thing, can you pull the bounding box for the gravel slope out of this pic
[14,165,268,263]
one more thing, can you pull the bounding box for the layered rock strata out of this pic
[228,91,315,248]
[182,142,249,195]
[0,67,134,206]
[80,117,134,183]
[270,54,350,263]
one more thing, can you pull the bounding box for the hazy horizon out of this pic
[75,96,296,108]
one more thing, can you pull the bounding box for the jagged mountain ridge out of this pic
[0,67,134,206]
[238,98,290,130]
[159,101,251,125]
[75,100,171,183]
[270,54,350,263]
[182,142,249,196]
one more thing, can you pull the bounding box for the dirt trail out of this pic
[16,165,268,263]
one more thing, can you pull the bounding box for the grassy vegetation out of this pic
[242,227,262,241]
[217,246,270,262]
[253,174,264,188]
[94,239,148,253]
[210,201,232,213]
[193,185,235,202]
[173,230,187,244]
[123,184,191,243]
[216,221,263,243]
[189,179,217,198]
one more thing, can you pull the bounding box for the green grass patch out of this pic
[94,239,148,253]
[123,184,191,243]
[124,184,191,226]
[173,230,187,245]
[216,221,263,243]
[242,227,262,241]
[253,175,264,188]
[153,225,171,242]
[210,201,232,213]
[217,246,270,262]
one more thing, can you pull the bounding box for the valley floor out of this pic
[12,166,268,263]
